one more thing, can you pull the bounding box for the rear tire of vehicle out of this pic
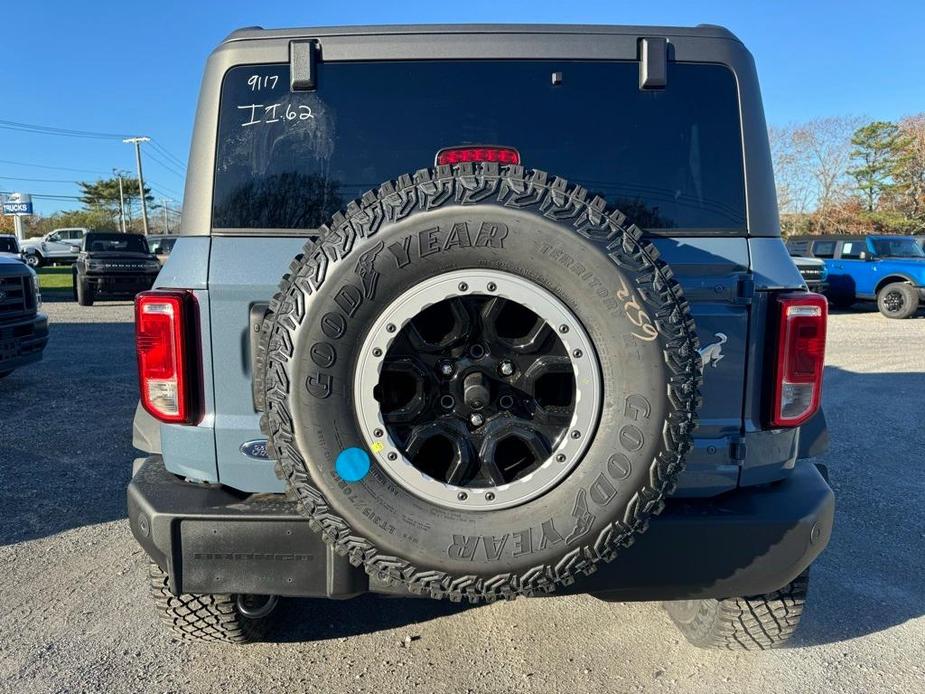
[877,282,919,319]
[663,570,809,650]
[24,253,42,269]
[76,278,94,306]
[147,563,277,644]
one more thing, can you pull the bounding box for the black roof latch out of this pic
[638,37,668,90]
[290,40,318,92]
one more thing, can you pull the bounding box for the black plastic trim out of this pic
[129,456,833,601]
[289,40,317,91]
[638,37,668,89]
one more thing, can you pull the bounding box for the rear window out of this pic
[213,60,746,232]
[85,234,148,253]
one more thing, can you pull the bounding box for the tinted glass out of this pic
[870,237,925,258]
[214,61,746,231]
[0,238,17,253]
[812,241,836,258]
[85,234,149,253]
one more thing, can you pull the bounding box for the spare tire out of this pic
[258,164,701,602]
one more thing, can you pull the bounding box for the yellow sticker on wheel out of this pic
[371,441,384,454]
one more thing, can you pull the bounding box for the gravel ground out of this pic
[1,299,923,693]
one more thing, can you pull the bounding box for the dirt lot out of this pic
[1,299,923,694]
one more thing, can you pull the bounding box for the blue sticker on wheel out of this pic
[335,447,371,483]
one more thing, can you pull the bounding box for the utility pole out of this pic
[114,170,126,233]
[161,199,169,234]
[123,136,150,235]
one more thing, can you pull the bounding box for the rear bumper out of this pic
[0,313,48,371]
[128,457,833,601]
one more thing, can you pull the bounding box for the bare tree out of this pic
[895,114,925,221]
[796,116,863,229]
[769,124,813,216]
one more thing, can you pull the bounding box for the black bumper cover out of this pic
[128,456,833,601]
[84,272,157,296]
[0,313,48,371]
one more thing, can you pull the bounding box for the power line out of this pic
[0,173,180,199]
[0,174,80,184]
[0,158,110,176]
[143,148,187,179]
[149,139,187,170]
[0,190,83,201]
[0,119,131,140]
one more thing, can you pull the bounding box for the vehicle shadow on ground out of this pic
[791,366,925,646]
[271,594,473,642]
[0,321,137,547]
[828,303,925,319]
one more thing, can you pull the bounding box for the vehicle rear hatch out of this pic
[202,48,775,495]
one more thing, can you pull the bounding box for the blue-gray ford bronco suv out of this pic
[128,24,834,649]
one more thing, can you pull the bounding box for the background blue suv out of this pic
[788,235,925,318]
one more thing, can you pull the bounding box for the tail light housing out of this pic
[135,290,200,424]
[771,293,827,427]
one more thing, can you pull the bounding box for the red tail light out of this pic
[771,293,828,427]
[135,290,199,424]
[435,146,521,166]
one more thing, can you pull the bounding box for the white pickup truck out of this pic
[20,227,88,268]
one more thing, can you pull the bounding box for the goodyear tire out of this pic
[258,164,701,602]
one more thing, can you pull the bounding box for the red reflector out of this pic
[435,146,521,166]
[771,293,827,427]
[135,290,199,424]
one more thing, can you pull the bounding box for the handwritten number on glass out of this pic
[238,103,315,127]
[247,74,279,91]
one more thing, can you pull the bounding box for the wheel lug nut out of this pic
[487,282,497,292]
[485,492,496,502]
[571,430,581,439]
[438,360,454,376]
[559,324,570,334]
[386,323,396,333]
[458,282,468,292]
[372,348,383,357]
[556,454,567,462]
[572,349,582,358]
[498,360,515,376]
[373,428,383,437]
[387,452,398,461]
[458,491,468,501]
[469,412,485,428]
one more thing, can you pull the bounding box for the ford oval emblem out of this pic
[240,439,270,460]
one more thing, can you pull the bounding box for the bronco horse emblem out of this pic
[698,332,728,369]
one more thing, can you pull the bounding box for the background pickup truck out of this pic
[20,228,88,268]
[0,256,47,378]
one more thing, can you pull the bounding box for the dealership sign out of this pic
[2,192,33,216]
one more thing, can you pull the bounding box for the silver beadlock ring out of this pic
[354,269,602,511]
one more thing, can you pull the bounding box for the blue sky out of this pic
[3,0,924,214]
